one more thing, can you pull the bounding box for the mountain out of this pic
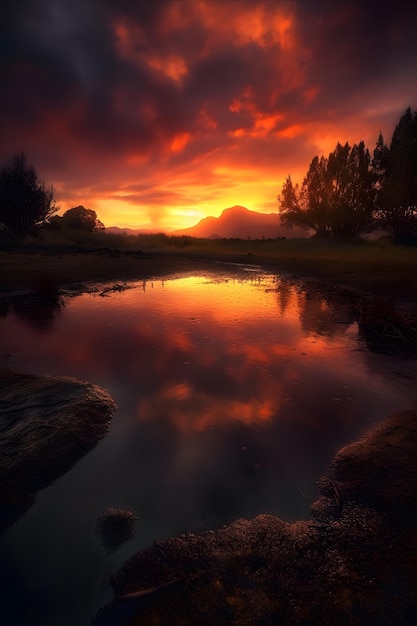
[172,205,307,239]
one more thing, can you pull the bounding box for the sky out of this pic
[1,0,417,231]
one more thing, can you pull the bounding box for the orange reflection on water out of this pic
[163,328,194,352]
[137,391,284,433]
[235,343,271,365]
[163,382,192,401]
[2,272,367,438]
[1,268,415,503]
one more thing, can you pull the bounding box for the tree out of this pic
[0,153,58,238]
[277,175,303,228]
[57,206,104,231]
[328,141,377,237]
[278,160,333,237]
[278,142,377,238]
[299,154,334,237]
[373,107,417,242]
[372,132,389,184]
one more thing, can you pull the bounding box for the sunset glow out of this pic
[2,1,416,230]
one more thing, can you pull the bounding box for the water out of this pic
[0,269,416,625]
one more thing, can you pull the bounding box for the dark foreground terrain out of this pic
[0,370,117,535]
[92,410,417,626]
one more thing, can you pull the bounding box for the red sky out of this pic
[2,0,417,231]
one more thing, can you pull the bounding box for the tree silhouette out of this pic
[328,141,376,237]
[373,107,417,242]
[277,175,304,229]
[299,154,333,237]
[0,153,58,238]
[51,205,105,232]
[278,142,376,238]
[278,160,332,237]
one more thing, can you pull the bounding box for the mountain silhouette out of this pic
[172,205,307,239]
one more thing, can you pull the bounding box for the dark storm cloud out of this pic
[292,1,417,116]
[0,0,187,160]
[2,1,109,99]
[2,0,415,156]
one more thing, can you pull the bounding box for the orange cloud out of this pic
[161,1,296,52]
[277,125,303,139]
[196,107,218,131]
[147,54,188,83]
[230,113,286,139]
[170,132,191,153]
[112,20,146,64]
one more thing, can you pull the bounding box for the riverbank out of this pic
[1,241,416,356]
[92,409,417,625]
[1,239,417,306]
[0,370,117,535]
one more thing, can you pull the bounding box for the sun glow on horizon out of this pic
[55,163,289,230]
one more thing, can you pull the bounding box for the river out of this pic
[0,268,416,625]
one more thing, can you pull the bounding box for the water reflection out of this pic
[0,271,416,626]
[1,278,64,332]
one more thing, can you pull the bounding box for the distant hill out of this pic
[105,226,159,235]
[172,205,307,239]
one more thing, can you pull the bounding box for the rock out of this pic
[95,507,138,553]
[0,369,117,534]
[91,410,417,626]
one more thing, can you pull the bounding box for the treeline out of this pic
[278,107,417,242]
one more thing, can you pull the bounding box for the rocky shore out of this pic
[0,369,117,535]
[92,410,417,626]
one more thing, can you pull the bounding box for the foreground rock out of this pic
[0,369,117,534]
[95,507,138,554]
[92,410,417,626]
